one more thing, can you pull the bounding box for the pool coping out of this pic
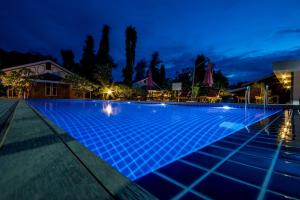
[27,101,157,200]
[0,100,157,200]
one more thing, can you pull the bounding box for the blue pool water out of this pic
[28,99,280,180]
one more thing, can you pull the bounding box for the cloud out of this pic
[276,27,300,36]
[165,48,300,84]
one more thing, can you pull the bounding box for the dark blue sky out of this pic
[1,0,300,83]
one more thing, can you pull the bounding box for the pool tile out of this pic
[198,145,232,158]
[213,141,240,150]
[157,161,206,186]
[248,141,278,150]
[181,152,220,169]
[216,161,266,186]
[181,192,206,200]
[264,191,293,200]
[239,145,275,158]
[268,172,300,198]
[229,152,272,169]
[135,173,183,199]
[193,173,259,200]
[274,158,300,177]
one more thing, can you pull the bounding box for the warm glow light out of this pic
[282,74,286,79]
[107,90,112,95]
[284,80,288,84]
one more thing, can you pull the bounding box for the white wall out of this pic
[293,71,300,105]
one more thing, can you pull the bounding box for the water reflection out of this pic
[278,110,293,142]
[102,102,120,117]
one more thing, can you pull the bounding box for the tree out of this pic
[64,74,97,99]
[122,26,137,86]
[149,52,161,84]
[159,64,166,87]
[194,55,206,85]
[80,35,95,80]
[173,68,193,91]
[0,68,34,98]
[60,50,79,73]
[95,25,115,85]
[134,59,147,81]
[213,69,229,89]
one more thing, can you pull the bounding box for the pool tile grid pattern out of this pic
[136,110,300,200]
[28,100,280,180]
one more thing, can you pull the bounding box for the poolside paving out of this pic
[135,110,300,200]
[0,100,156,200]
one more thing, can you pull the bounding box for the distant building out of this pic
[1,60,81,99]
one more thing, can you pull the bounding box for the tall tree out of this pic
[213,69,229,89]
[149,52,161,84]
[95,25,115,85]
[194,55,206,85]
[134,59,147,81]
[80,35,95,80]
[159,64,166,87]
[60,50,77,72]
[174,68,193,91]
[122,26,137,86]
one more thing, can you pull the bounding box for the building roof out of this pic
[1,60,73,75]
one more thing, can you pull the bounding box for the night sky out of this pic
[1,0,300,83]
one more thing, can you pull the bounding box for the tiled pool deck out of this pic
[0,99,299,200]
[135,110,300,199]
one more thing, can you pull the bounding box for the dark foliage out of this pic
[122,26,137,86]
[0,49,56,69]
[173,68,192,91]
[95,25,115,84]
[149,52,161,84]
[194,54,206,84]
[213,69,229,89]
[159,64,166,88]
[80,35,96,80]
[134,59,147,81]
[60,50,80,73]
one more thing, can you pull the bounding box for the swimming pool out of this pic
[28,99,280,180]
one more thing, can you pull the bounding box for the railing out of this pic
[263,85,269,110]
[245,86,250,109]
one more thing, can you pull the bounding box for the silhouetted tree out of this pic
[159,64,166,87]
[60,50,79,72]
[95,25,115,85]
[0,49,56,69]
[134,59,147,81]
[173,68,192,91]
[80,35,95,80]
[122,26,137,86]
[194,55,206,85]
[149,52,161,84]
[213,69,229,89]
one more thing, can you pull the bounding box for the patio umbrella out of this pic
[147,71,153,90]
[203,62,214,87]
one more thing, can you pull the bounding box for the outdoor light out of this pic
[107,89,113,95]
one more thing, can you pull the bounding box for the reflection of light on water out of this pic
[102,102,120,117]
[219,122,244,130]
[127,101,131,104]
[215,106,235,110]
[160,103,166,107]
